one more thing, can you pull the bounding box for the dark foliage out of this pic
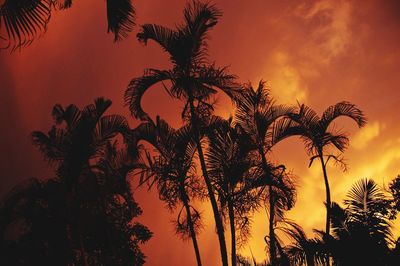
[0,0,135,50]
[0,99,151,265]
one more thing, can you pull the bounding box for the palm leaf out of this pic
[180,0,221,63]
[195,64,239,99]
[0,0,52,50]
[106,0,135,41]
[137,23,179,62]
[320,101,367,131]
[124,69,173,119]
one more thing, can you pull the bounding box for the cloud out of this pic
[267,52,308,105]
[296,0,353,65]
[352,121,383,149]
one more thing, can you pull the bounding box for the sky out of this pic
[1,0,400,265]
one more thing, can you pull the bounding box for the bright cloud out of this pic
[268,52,308,105]
[352,121,383,149]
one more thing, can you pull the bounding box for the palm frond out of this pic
[0,0,52,50]
[31,127,67,164]
[322,132,349,153]
[195,64,239,99]
[53,103,82,130]
[293,103,320,129]
[320,101,367,131]
[179,0,222,64]
[345,178,388,217]
[106,0,135,41]
[92,114,129,157]
[137,23,179,60]
[124,69,173,119]
[270,117,300,148]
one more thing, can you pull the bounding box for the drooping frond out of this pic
[137,23,179,61]
[322,132,349,153]
[270,117,301,148]
[0,0,52,50]
[106,0,135,41]
[320,101,367,131]
[124,69,173,119]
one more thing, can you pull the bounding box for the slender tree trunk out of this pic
[187,95,228,266]
[258,146,278,265]
[181,187,202,266]
[227,199,236,266]
[318,150,331,266]
[268,185,277,265]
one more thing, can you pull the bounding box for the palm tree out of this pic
[234,81,299,265]
[32,97,129,190]
[137,117,204,266]
[0,0,135,50]
[124,2,238,265]
[328,179,393,265]
[289,102,366,241]
[0,141,152,265]
[284,179,397,266]
[205,117,262,266]
[30,98,137,265]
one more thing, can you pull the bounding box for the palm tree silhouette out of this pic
[234,81,299,265]
[283,178,398,266]
[137,117,204,266]
[0,0,135,50]
[328,179,393,265]
[28,98,153,265]
[289,102,366,243]
[0,166,152,265]
[124,2,238,265]
[205,117,262,266]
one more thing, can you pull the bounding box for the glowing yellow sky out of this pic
[1,0,400,265]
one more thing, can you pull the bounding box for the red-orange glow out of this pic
[1,0,400,264]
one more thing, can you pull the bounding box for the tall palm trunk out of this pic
[319,154,331,235]
[227,198,236,266]
[187,94,229,266]
[258,146,277,265]
[318,149,331,266]
[181,185,202,266]
[268,185,277,264]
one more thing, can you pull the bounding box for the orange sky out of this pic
[1,0,400,265]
